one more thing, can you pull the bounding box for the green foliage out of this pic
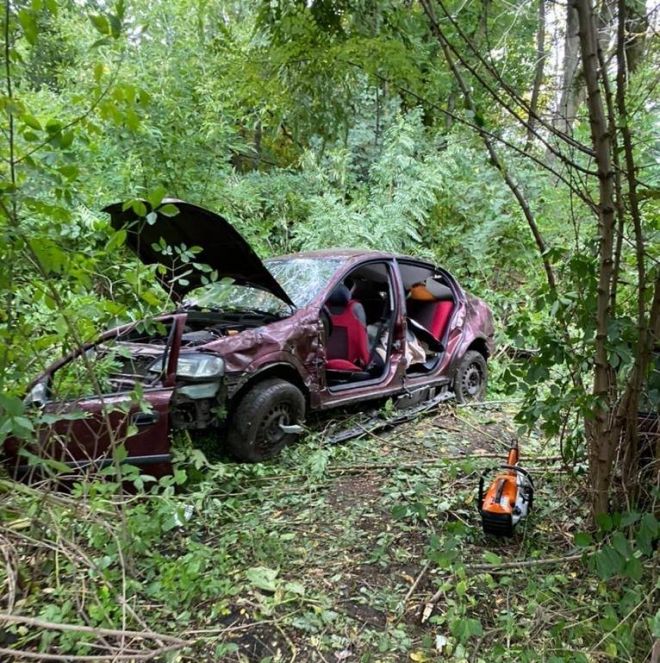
[0,0,658,659]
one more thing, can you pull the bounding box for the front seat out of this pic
[325,284,371,378]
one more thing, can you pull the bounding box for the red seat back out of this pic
[327,301,370,369]
[407,299,454,341]
[428,300,454,339]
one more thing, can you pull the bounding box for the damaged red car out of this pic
[4,200,494,476]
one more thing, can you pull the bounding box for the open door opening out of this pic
[322,262,395,388]
[398,263,456,375]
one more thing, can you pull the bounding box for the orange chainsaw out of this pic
[478,441,534,536]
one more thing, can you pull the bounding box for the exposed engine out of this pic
[178,309,277,347]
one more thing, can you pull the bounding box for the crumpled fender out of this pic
[449,295,495,370]
[200,308,322,397]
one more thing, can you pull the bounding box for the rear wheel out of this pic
[454,351,488,403]
[226,378,305,462]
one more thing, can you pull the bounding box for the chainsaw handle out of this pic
[499,464,534,488]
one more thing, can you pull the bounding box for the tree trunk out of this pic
[525,0,547,151]
[614,0,654,505]
[555,4,583,135]
[573,0,619,516]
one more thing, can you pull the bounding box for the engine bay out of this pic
[177,310,277,347]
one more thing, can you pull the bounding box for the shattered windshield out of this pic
[186,257,342,314]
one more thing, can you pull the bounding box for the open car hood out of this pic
[104,199,295,306]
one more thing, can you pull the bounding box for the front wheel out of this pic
[226,378,305,462]
[453,350,488,403]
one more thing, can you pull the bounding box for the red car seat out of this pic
[325,285,370,372]
[408,280,454,342]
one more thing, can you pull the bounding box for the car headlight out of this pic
[149,353,224,381]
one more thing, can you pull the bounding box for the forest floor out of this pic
[2,401,655,662]
[171,402,651,663]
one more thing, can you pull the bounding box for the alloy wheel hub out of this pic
[463,364,482,396]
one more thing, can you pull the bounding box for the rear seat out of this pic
[406,279,454,343]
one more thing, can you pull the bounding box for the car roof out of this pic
[269,248,432,265]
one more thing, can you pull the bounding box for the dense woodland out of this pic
[0,0,658,661]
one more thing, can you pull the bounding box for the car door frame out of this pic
[397,258,467,392]
[316,257,408,409]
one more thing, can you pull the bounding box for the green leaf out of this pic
[611,531,632,559]
[450,617,483,641]
[623,557,642,581]
[284,581,305,595]
[595,546,624,579]
[109,14,122,39]
[483,551,502,565]
[93,62,105,82]
[636,513,658,556]
[596,513,613,533]
[29,238,65,275]
[42,457,73,474]
[58,164,79,180]
[574,532,592,547]
[89,14,110,35]
[620,511,640,527]
[0,394,24,416]
[45,119,62,134]
[158,203,179,217]
[91,37,112,49]
[59,131,74,149]
[18,9,38,45]
[245,566,279,592]
[21,113,42,131]
[106,229,127,251]
[147,186,167,209]
[113,444,128,463]
[652,609,660,638]
[391,504,409,520]
[130,200,147,217]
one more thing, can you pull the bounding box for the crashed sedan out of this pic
[3,200,494,477]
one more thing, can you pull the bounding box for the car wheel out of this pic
[226,378,305,462]
[454,350,488,403]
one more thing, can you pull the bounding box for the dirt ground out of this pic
[188,402,573,662]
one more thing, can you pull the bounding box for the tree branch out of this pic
[420,0,557,293]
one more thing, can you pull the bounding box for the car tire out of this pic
[226,378,305,462]
[453,351,488,403]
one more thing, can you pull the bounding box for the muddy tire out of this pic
[453,351,488,403]
[226,378,305,462]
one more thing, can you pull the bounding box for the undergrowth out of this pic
[0,405,657,662]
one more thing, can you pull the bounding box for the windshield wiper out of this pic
[183,302,283,318]
[222,306,284,319]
